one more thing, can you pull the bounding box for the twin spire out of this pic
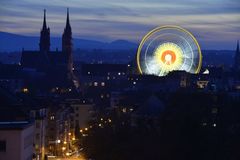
[42,8,71,31]
[40,8,72,53]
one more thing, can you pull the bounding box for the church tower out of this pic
[234,40,240,71]
[62,8,73,74]
[39,9,50,52]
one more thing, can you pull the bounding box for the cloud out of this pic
[0,0,239,49]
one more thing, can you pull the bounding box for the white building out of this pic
[0,121,34,160]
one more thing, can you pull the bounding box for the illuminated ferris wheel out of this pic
[136,25,202,76]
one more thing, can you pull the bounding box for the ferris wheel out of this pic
[136,25,202,76]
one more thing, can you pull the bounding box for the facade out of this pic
[30,107,47,160]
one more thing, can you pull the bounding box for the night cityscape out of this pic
[0,0,240,160]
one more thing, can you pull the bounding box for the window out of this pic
[36,121,40,128]
[0,140,6,152]
[36,134,40,140]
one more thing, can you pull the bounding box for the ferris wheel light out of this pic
[136,25,202,76]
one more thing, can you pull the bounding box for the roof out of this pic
[21,50,66,69]
[0,106,33,130]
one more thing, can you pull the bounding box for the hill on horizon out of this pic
[0,31,138,52]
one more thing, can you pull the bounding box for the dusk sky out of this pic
[0,0,239,49]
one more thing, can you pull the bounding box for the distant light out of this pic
[80,129,83,133]
[94,82,98,86]
[100,118,103,121]
[108,119,112,123]
[213,123,217,127]
[87,71,91,75]
[101,82,105,86]
[118,72,121,75]
[62,147,66,151]
[68,132,71,136]
[127,64,131,67]
[98,123,102,127]
[23,88,28,93]
[203,69,209,74]
[57,140,61,143]
[72,67,75,71]
[66,152,70,156]
[72,137,75,141]
[107,76,110,80]
[133,81,136,85]
[64,141,67,144]
[85,127,88,131]
[68,88,72,92]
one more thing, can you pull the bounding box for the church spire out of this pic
[39,9,50,52]
[66,8,70,28]
[62,8,73,74]
[234,40,240,71]
[43,9,47,29]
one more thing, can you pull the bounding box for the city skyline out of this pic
[0,0,240,49]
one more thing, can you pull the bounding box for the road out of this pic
[48,153,87,160]
[48,155,86,160]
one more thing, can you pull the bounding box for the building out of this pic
[30,107,47,160]
[46,103,71,156]
[0,107,34,160]
[20,9,78,88]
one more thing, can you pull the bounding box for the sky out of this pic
[0,0,239,49]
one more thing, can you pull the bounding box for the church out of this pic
[21,9,79,89]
